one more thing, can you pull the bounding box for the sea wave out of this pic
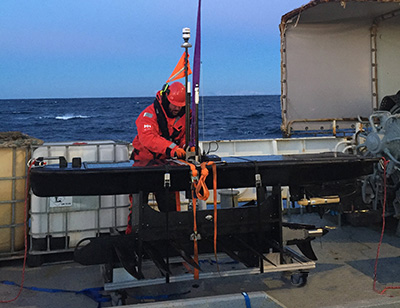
[55,114,91,120]
[0,95,280,142]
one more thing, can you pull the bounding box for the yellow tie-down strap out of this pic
[298,196,340,206]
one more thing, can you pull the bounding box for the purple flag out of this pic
[190,0,201,147]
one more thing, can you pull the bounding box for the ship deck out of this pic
[1,212,400,308]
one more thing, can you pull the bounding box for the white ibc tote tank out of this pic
[29,140,130,255]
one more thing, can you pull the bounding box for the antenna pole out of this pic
[181,28,192,151]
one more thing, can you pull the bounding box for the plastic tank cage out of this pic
[29,141,130,265]
[0,132,43,259]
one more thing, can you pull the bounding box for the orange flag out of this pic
[166,52,192,83]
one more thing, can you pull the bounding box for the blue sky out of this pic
[0,0,307,99]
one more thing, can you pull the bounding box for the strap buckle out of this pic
[164,172,171,188]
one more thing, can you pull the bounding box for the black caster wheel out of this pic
[290,272,308,287]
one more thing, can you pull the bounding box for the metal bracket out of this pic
[33,156,67,168]
[190,232,202,241]
[255,173,262,188]
[164,172,171,188]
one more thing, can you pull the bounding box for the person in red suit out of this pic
[126,82,188,234]
[131,82,187,161]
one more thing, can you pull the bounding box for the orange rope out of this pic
[373,157,400,295]
[195,162,210,200]
[178,160,219,278]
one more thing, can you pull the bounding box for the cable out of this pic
[207,141,219,154]
[0,161,35,303]
[194,162,219,272]
[128,290,191,301]
[1,281,110,306]
[242,291,252,308]
[373,157,400,295]
[208,162,219,272]
[178,160,200,280]
[191,189,199,280]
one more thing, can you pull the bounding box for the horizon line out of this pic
[0,93,281,101]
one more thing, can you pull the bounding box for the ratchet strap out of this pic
[179,160,219,278]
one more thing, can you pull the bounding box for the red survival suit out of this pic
[126,84,187,234]
[131,92,186,161]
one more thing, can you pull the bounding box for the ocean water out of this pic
[0,95,282,143]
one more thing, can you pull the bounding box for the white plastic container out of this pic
[29,140,130,252]
[31,140,128,163]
